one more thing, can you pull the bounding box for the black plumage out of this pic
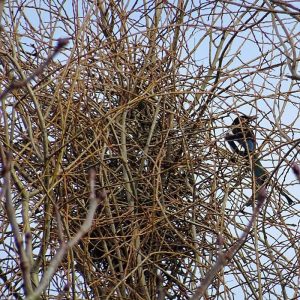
[225,115,293,205]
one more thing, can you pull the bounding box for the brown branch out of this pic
[0,149,33,296]
[190,188,267,300]
[0,38,68,101]
[25,170,106,300]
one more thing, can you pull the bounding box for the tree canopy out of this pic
[0,1,300,299]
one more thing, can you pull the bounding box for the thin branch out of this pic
[0,38,68,101]
[190,188,267,300]
[25,170,106,300]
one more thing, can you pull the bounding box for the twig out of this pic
[0,38,68,101]
[291,163,300,182]
[0,148,34,296]
[190,187,267,300]
[25,170,106,300]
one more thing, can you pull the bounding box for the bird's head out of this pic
[233,115,256,126]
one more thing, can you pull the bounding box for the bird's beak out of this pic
[248,115,256,122]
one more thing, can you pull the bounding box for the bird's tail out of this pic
[275,188,293,205]
[253,156,293,205]
[254,158,268,186]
